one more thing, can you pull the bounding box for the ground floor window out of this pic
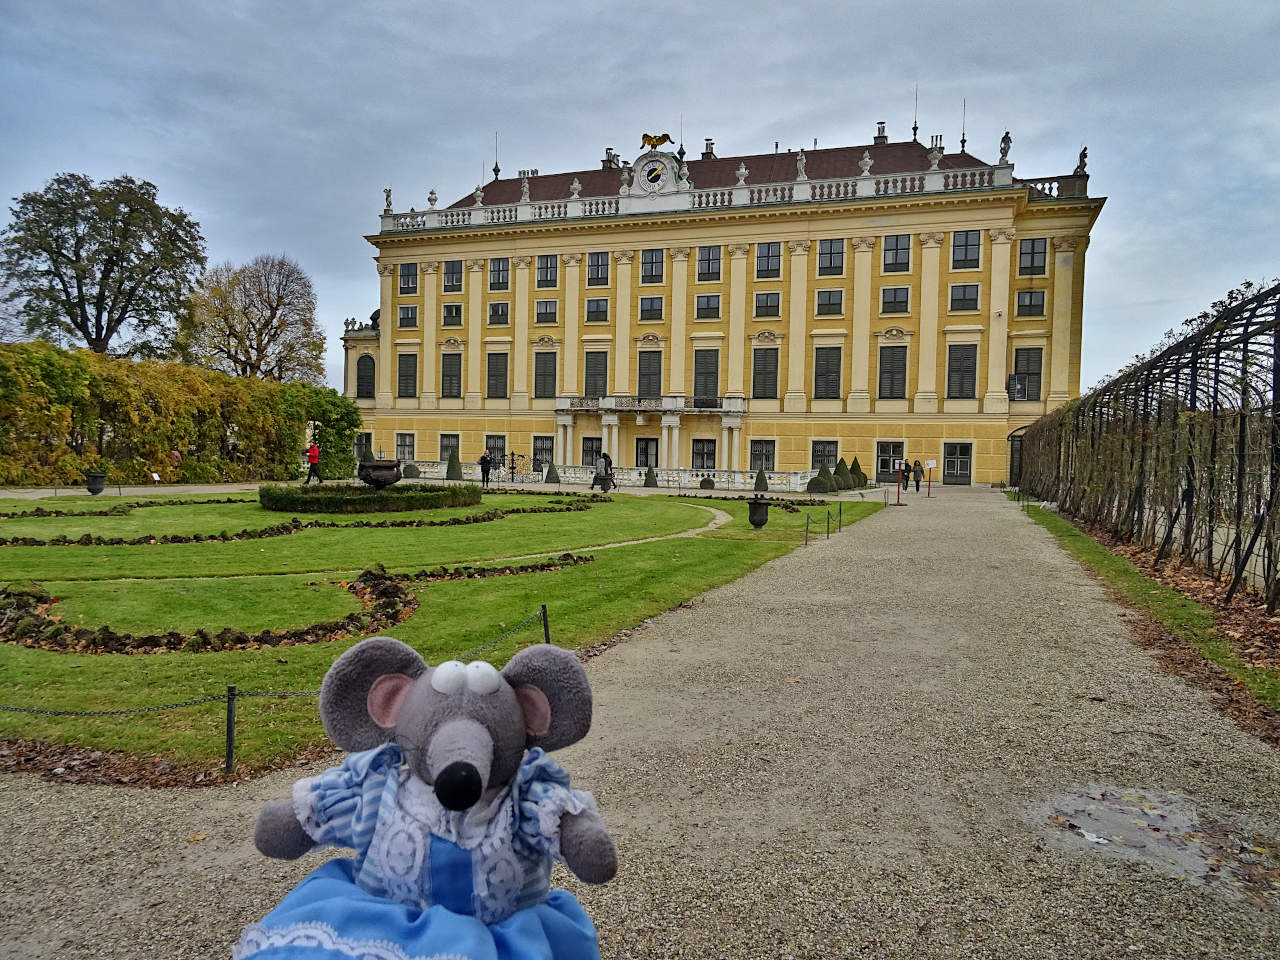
[532,435,554,472]
[582,436,602,466]
[943,442,972,485]
[636,437,658,467]
[485,434,506,466]
[395,433,415,461]
[692,438,716,470]
[439,433,459,463]
[750,439,775,471]
[355,432,372,461]
[811,440,838,469]
[876,441,904,482]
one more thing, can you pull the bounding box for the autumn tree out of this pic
[179,253,324,384]
[0,173,206,354]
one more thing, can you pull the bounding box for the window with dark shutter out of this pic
[397,354,417,397]
[585,298,609,323]
[1010,347,1043,401]
[883,234,910,272]
[438,433,459,462]
[813,347,841,399]
[693,349,719,404]
[640,248,663,283]
[534,352,557,398]
[878,345,907,399]
[489,258,509,290]
[356,355,375,398]
[947,344,977,399]
[952,230,981,269]
[1016,291,1044,316]
[697,245,721,281]
[755,292,780,317]
[1018,238,1047,276]
[440,354,461,398]
[817,239,844,275]
[587,252,608,286]
[752,347,778,399]
[637,351,662,397]
[695,295,719,318]
[756,242,781,279]
[486,353,508,399]
[442,304,462,326]
[581,436,602,465]
[584,351,608,398]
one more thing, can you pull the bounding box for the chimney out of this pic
[601,147,618,170]
[701,138,716,160]
[873,121,888,146]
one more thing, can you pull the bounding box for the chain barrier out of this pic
[0,694,226,717]
[460,606,548,661]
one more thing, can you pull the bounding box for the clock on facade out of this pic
[636,156,669,193]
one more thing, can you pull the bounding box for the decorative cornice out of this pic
[376,263,395,277]
[787,240,811,254]
[751,328,783,344]
[439,337,465,349]
[668,246,691,261]
[420,261,439,274]
[511,255,532,269]
[561,252,583,266]
[533,334,559,347]
[465,258,486,272]
[637,332,666,345]
[875,326,914,341]
[850,236,877,252]
[918,232,946,247]
[727,243,751,257]
[988,227,1016,243]
[1052,235,1086,252]
[613,250,635,264]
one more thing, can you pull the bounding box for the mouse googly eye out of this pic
[465,660,501,695]
[430,660,467,695]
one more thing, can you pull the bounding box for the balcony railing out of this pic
[556,395,747,415]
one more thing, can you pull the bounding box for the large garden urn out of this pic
[357,460,402,490]
[84,470,107,496]
[748,495,769,529]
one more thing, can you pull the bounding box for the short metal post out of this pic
[805,514,810,545]
[839,502,843,531]
[224,685,237,774]
[826,512,830,539]
[540,603,551,644]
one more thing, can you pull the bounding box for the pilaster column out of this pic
[669,247,690,395]
[613,251,634,395]
[1048,236,1081,405]
[784,240,810,411]
[664,414,682,469]
[984,229,1015,413]
[603,413,619,463]
[464,258,485,408]
[660,420,671,467]
[375,263,395,408]
[720,422,730,469]
[510,255,531,409]
[420,261,438,408]
[556,414,573,465]
[915,233,945,413]
[730,423,741,471]
[848,237,875,412]
[727,244,750,398]
[562,254,581,394]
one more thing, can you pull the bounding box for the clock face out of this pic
[638,158,667,192]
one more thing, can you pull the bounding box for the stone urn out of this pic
[84,470,107,496]
[357,460,402,490]
[748,495,769,529]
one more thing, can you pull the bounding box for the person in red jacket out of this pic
[304,441,323,484]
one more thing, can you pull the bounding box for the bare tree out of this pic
[179,253,324,383]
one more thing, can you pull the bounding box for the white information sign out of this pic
[925,460,937,469]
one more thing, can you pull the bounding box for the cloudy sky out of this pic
[2,0,1277,390]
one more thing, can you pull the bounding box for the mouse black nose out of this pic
[434,761,483,810]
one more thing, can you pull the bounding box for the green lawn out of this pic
[0,490,883,772]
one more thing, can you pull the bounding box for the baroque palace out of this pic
[343,122,1104,487]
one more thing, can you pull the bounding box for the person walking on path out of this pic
[478,452,493,489]
[303,441,323,484]
[591,452,612,493]
[912,459,924,493]
[901,459,911,492]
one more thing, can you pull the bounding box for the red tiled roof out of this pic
[447,141,991,209]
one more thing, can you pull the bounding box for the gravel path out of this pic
[2,486,1279,958]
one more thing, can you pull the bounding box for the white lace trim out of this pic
[397,770,514,854]
[234,921,472,960]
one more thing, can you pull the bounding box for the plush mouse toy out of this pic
[234,637,617,960]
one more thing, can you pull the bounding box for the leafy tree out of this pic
[0,173,206,354]
[179,253,323,383]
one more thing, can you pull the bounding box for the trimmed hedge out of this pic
[402,463,421,479]
[850,456,868,488]
[544,462,560,483]
[834,458,854,490]
[806,463,836,494]
[644,466,658,487]
[258,483,481,514]
[699,476,715,490]
[445,448,463,480]
[754,468,768,492]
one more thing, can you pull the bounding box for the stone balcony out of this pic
[555,395,747,416]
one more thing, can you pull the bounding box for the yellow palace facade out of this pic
[343,123,1104,487]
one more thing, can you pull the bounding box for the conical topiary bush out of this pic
[544,461,560,484]
[643,465,658,487]
[446,447,463,481]
[754,468,768,492]
[834,458,853,490]
[850,456,867,488]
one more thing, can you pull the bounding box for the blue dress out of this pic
[234,745,603,960]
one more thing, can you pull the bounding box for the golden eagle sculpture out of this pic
[641,133,674,151]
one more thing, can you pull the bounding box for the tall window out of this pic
[752,347,778,399]
[695,295,720,318]
[640,248,663,283]
[395,433,414,460]
[881,287,909,313]
[489,257,509,290]
[486,352,508,399]
[693,349,719,404]
[637,351,662,397]
[581,436,602,465]
[950,284,979,311]
[587,251,609,286]
[536,300,558,323]
[635,438,658,467]
[356,355,375,398]
[485,435,506,464]
[756,242,781,278]
[440,354,461,398]
[640,296,663,320]
[584,351,608,398]
[692,438,716,469]
[397,354,417,397]
[399,262,417,294]
[883,234,910,272]
[443,260,463,292]
[817,239,844,276]
[1019,238,1047,276]
[536,254,558,288]
[813,347,841,399]
[946,344,977,399]
[816,290,843,315]
[488,302,509,325]
[811,441,838,469]
[355,432,372,461]
[533,351,557,398]
[442,303,462,327]
[585,298,609,323]
[398,305,418,328]
[1017,290,1045,316]
[697,245,721,281]
[952,230,981,269]
[750,439,775,471]
[1010,347,1043,401]
[755,292,780,317]
[438,433,459,462]
[532,435,554,471]
[876,441,905,482]
[879,345,907,399]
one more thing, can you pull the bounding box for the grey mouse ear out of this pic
[320,636,426,750]
[501,645,592,751]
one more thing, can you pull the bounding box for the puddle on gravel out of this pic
[1036,785,1280,904]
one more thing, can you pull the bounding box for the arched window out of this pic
[356,355,375,398]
